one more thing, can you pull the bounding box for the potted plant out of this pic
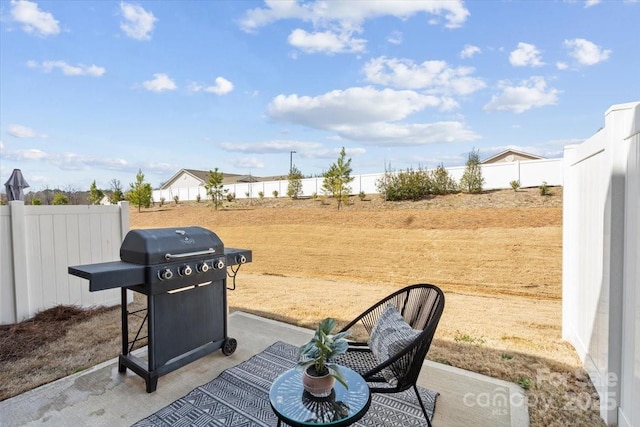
[297,318,350,397]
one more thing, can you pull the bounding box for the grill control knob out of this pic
[214,259,225,269]
[179,265,193,276]
[235,255,247,264]
[197,262,210,273]
[158,268,173,281]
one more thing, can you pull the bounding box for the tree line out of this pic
[1,149,484,211]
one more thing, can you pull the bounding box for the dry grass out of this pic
[0,188,605,426]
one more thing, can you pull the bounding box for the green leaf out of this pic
[328,364,348,390]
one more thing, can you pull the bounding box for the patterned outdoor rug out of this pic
[133,341,437,426]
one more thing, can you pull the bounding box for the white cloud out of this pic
[240,0,469,32]
[4,147,48,161]
[363,56,485,96]
[27,60,106,76]
[483,76,560,114]
[460,44,481,59]
[142,73,177,92]
[332,121,480,145]
[306,146,366,159]
[267,86,479,145]
[120,2,157,41]
[239,0,468,55]
[189,77,234,95]
[220,140,323,154]
[564,38,611,66]
[231,156,265,169]
[7,124,47,138]
[288,29,366,54]
[142,162,177,174]
[268,86,440,128]
[509,42,544,67]
[585,0,601,7]
[10,0,60,37]
[387,31,403,45]
[556,61,569,70]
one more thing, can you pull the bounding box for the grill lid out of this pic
[120,226,224,265]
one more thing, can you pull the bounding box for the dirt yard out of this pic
[0,187,605,426]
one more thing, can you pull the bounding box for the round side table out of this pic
[269,367,371,427]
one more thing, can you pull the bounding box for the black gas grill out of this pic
[69,226,251,392]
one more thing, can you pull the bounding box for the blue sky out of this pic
[1,0,638,191]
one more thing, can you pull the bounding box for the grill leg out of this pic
[146,374,158,393]
[119,288,128,373]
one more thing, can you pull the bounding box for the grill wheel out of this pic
[222,338,237,356]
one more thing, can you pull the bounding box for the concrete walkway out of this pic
[0,312,529,426]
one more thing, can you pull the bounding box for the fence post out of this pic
[118,201,130,241]
[9,201,29,322]
[561,145,578,342]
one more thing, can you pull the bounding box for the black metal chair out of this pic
[332,284,445,427]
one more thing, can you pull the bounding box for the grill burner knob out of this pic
[214,260,225,269]
[158,268,173,281]
[236,255,247,264]
[197,262,210,273]
[179,265,193,276]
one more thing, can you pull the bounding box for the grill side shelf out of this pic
[224,248,252,266]
[69,261,146,292]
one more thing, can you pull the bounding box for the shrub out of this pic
[358,191,366,200]
[173,195,179,205]
[227,192,236,202]
[376,167,430,201]
[258,191,264,199]
[518,377,533,390]
[430,164,458,195]
[31,198,42,205]
[510,180,520,191]
[539,181,550,196]
[52,193,69,205]
[159,197,165,207]
[272,190,279,198]
[196,194,201,203]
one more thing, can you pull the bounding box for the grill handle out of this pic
[165,248,216,261]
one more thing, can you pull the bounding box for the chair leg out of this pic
[413,384,433,427]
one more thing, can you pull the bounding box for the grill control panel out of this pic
[155,257,227,281]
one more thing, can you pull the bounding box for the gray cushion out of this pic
[368,304,421,384]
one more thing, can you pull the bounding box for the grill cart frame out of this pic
[69,226,251,393]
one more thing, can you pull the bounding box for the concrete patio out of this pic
[0,312,529,426]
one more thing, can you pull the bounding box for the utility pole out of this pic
[289,151,296,174]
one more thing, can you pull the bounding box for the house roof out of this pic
[481,149,544,164]
[160,169,269,189]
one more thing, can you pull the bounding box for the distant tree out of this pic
[322,147,353,210]
[31,197,42,205]
[52,193,69,205]
[287,165,303,199]
[88,180,104,205]
[64,185,81,204]
[459,148,484,194]
[43,186,53,205]
[126,169,152,212]
[109,179,124,204]
[204,167,226,209]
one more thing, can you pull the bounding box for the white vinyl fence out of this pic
[0,201,131,324]
[152,158,563,203]
[562,101,640,427]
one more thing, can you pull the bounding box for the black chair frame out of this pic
[333,284,445,427]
